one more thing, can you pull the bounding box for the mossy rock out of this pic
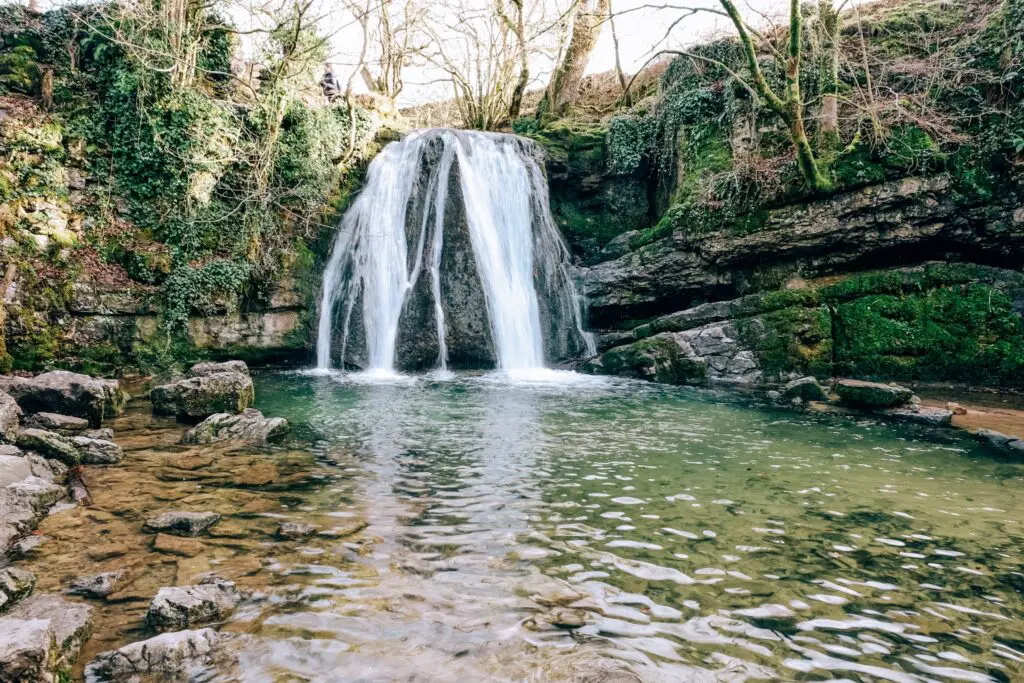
[588,335,707,385]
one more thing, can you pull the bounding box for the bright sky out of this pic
[29,0,871,107]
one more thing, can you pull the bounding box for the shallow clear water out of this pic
[219,371,1024,682]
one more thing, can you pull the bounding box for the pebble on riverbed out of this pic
[144,511,221,536]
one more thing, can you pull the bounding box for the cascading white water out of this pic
[316,129,594,374]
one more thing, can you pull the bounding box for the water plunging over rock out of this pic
[316,129,594,374]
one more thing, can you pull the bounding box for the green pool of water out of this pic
[230,370,1024,682]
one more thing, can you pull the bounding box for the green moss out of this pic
[594,335,707,385]
[833,284,1024,384]
[738,305,833,379]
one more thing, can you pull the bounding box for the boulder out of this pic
[146,579,240,630]
[0,476,66,555]
[85,628,222,681]
[69,436,123,464]
[0,455,33,488]
[0,618,54,683]
[150,371,254,420]
[189,360,249,378]
[783,377,828,402]
[3,594,93,671]
[25,412,88,435]
[182,408,288,445]
[83,428,114,441]
[15,428,80,466]
[67,570,127,599]
[835,379,913,408]
[0,392,20,444]
[0,568,35,614]
[0,371,120,427]
[144,511,221,536]
[584,335,707,385]
[975,429,1024,457]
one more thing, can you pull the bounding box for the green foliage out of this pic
[738,305,833,379]
[162,259,252,334]
[0,44,39,93]
[605,115,654,176]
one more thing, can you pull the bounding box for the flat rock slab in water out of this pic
[277,522,320,539]
[144,511,221,536]
[146,580,240,630]
[181,408,288,445]
[153,533,206,557]
[975,428,1024,457]
[150,369,254,420]
[86,628,223,681]
[877,406,953,426]
[835,379,913,408]
[70,435,124,464]
[16,428,80,466]
[783,376,829,402]
[0,370,123,427]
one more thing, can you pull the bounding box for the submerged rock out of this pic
[0,392,20,444]
[277,522,319,539]
[144,511,221,536]
[0,371,121,427]
[146,579,240,630]
[835,379,913,408]
[182,408,288,445]
[67,570,127,599]
[0,568,35,613]
[69,436,124,464]
[15,428,80,466]
[975,428,1024,457]
[151,369,254,420]
[25,412,88,435]
[153,533,205,558]
[783,377,828,402]
[85,628,222,681]
[878,406,953,426]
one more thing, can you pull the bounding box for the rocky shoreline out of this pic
[0,360,294,682]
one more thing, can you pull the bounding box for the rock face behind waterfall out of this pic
[318,129,592,373]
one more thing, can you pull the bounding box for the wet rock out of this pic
[765,390,782,401]
[153,533,205,558]
[188,360,249,378]
[277,522,319,539]
[4,594,93,671]
[24,412,88,435]
[150,370,254,420]
[0,392,20,444]
[83,427,115,441]
[0,568,35,613]
[584,335,707,385]
[783,377,828,402]
[85,542,130,561]
[181,408,288,445]
[85,628,222,681]
[15,428,80,466]
[146,579,240,630]
[144,511,221,536]
[67,570,127,599]
[975,428,1024,457]
[10,535,48,558]
[0,617,54,682]
[69,436,124,464]
[539,607,589,629]
[0,371,119,427]
[835,379,913,408]
[946,402,967,416]
[877,406,953,426]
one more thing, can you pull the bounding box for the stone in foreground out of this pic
[146,580,240,630]
[70,435,124,464]
[835,379,913,408]
[150,369,254,420]
[0,568,35,614]
[0,392,20,444]
[783,377,828,402]
[144,511,221,536]
[0,371,122,427]
[0,617,54,682]
[182,408,288,445]
[189,360,250,378]
[15,428,80,466]
[85,628,222,681]
[277,522,319,539]
[67,570,127,599]
[25,412,88,435]
[3,594,93,672]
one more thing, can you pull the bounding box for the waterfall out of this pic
[316,129,594,374]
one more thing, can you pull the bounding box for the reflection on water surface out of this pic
[225,371,1024,682]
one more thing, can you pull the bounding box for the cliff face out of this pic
[536,0,1024,389]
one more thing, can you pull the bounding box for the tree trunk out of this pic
[538,0,610,120]
[817,0,840,147]
[507,0,529,120]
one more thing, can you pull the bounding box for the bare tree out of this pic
[537,0,610,120]
[346,0,427,110]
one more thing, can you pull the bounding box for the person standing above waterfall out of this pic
[321,64,342,102]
